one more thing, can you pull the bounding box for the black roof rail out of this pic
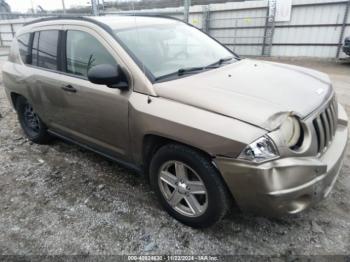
[25,16,99,25]
[23,15,116,36]
[25,16,78,26]
[23,14,182,26]
[110,13,185,22]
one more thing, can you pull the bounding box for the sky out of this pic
[7,0,96,12]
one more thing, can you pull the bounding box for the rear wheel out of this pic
[150,143,230,228]
[16,96,52,144]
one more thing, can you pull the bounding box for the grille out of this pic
[346,39,350,45]
[312,96,338,153]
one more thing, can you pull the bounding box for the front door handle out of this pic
[62,85,77,93]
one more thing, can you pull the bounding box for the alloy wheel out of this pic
[158,161,208,217]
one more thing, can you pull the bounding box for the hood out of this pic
[153,59,333,131]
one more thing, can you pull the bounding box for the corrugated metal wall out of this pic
[0,0,349,58]
[272,0,349,58]
[207,1,268,56]
[194,0,349,58]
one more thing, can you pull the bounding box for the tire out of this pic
[150,143,230,228]
[16,96,52,144]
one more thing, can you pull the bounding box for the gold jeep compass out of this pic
[2,16,348,228]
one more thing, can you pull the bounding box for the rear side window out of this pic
[17,33,30,64]
[31,30,59,70]
[66,30,116,77]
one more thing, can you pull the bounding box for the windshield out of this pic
[113,22,236,80]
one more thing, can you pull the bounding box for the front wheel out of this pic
[150,144,231,228]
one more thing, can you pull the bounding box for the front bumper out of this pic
[215,104,348,217]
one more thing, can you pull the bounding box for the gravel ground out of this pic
[0,58,350,257]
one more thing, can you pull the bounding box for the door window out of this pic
[66,30,116,78]
[31,30,59,70]
[17,33,30,64]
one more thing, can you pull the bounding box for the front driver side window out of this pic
[66,30,117,78]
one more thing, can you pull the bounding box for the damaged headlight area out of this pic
[280,116,303,148]
[238,136,279,163]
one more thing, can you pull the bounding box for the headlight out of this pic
[280,116,301,148]
[238,136,279,163]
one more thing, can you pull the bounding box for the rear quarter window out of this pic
[17,33,30,64]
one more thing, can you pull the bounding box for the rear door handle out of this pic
[61,85,77,93]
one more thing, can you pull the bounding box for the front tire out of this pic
[16,96,52,144]
[150,144,230,228]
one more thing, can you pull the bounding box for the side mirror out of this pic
[87,64,129,90]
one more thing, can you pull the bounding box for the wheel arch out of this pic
[10,92,23,110]
[142,134,213,173]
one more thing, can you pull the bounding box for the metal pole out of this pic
[61,0,66,14]
[0,32,3,48]
[267,2,276,57]
[184,0,191,23]
[233,18,237,53]
[202,5,210,33]
[101,0,105,13]
[261,5,270,56]
[262,0,276,56]
[10,24,14,38]
[336,0,350,58]
[31,0,36,14]
[91,0,99,16]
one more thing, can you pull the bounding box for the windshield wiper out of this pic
[178,57,235,76]
[155,57,236,81]
[211,56,235,66]
[177,66,216,75]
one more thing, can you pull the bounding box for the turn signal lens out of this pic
[238,136,279,163]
